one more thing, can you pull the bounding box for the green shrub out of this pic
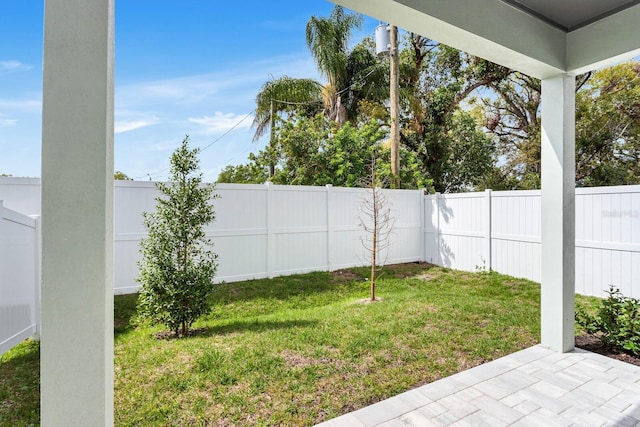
[575,286,640,356]
[137,137,218,336]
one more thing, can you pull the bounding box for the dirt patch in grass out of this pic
[575,334,640,367]
[331,269,363,282]
[383,262,437,278]
[354,297,383,304]
[280,350,347,370]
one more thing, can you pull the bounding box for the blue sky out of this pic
[0,1,379,181]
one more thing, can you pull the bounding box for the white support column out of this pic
[41,0,114,425]
[540,74,575,353]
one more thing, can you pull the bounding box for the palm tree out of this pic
[306,6,363,125]
[252,76,323,177]
[252,76,323,142]
[252,7,385,175]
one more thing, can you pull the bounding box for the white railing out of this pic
[0,201,40,356]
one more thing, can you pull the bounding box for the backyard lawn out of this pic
[2,263,573,426]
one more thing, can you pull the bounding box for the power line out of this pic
[136,67,380,180]
[271,67,379,107]
[134,110,255,180]
[199,110,254,153]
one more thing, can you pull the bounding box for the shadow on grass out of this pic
[211,263,437,306]
[207,319,317,336]
[156,319,318,340]
[0,339,40,424]
[114,293,139,337]
[210,271,352,305]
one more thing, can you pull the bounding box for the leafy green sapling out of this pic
[137,136,219,336]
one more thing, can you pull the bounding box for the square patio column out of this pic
[540,74,575,353]
[41,0,114,425]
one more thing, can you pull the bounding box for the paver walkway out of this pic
[316,345,640,426]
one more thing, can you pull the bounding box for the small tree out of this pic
[360,154,395,301]
[137,136,218,336]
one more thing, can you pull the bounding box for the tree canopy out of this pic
[225,6,640,192]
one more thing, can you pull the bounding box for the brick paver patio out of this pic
[316,345,640,426]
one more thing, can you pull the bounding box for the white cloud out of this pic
[116,53,319,110]
[0,98,41,113]
[115,118,159,134]
[0,114,17,127]
[188,112,253,134]
[0,60,32,75]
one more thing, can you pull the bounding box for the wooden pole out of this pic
[389,25,400,189]
[269,100,276,179]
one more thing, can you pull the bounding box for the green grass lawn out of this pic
[1,263,597,426]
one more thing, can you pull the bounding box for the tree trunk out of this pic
[371,182,377,301]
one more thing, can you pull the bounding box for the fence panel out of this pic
[436,192,487,272]
[113,181,159,294]
[491,190,541,282]
[271,185,329,276]
[2,177,638,299]
[212,184,269,283]
[0,177,41,216]
[330,187,368,269]
[0,201,39,356]
[575,186,640,298]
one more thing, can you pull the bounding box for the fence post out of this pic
[420,189,426,262]
[31,215,42,341]
[435,192,441,265]
[266,182,275,279]
[326,184,333,272]
[484,189,492,271]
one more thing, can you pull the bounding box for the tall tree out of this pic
[252,76,323,177]
[252,6,382,140]
[306,5,363,125]
[481,62,640,189]
[399,37,510,192]
[137,137,218,337]
[482,72,542,189]
[575,62,640,187]
[251,6,389,178]
[220,114,432,190]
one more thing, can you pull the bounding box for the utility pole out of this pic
[269,99,275,179]
[389,25,400,189]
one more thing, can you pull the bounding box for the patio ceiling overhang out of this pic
[334,0,640,77]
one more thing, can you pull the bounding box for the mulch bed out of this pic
[575,334,640,367]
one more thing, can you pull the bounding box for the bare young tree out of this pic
[360,155,396,302]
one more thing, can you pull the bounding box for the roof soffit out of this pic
[335,0,566,78]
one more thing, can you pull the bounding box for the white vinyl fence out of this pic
[2,177,640,355]
[425,186,640,299]
[0,201,39,356]
[114,181,424,294]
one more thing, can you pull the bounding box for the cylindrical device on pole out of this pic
[375,24,391,57]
